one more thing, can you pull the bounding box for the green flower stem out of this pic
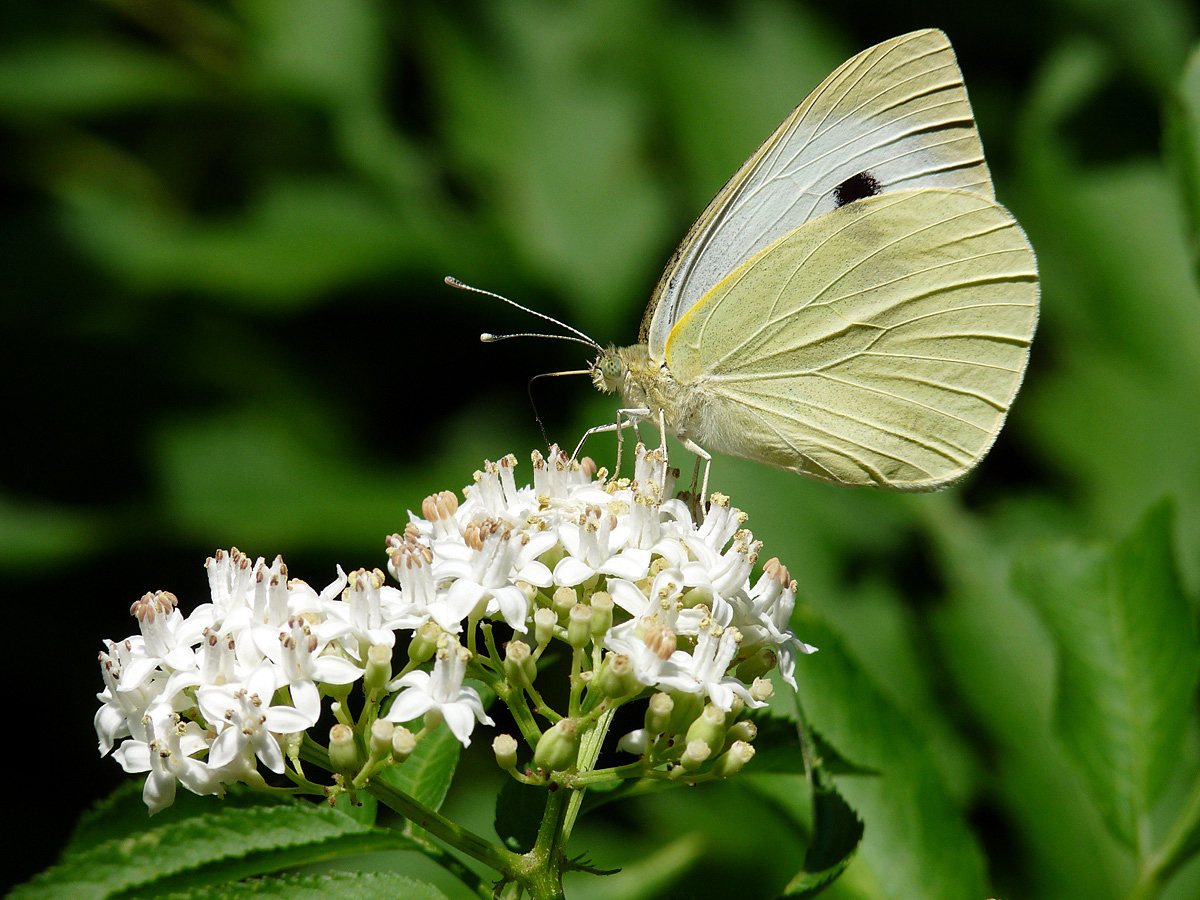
[300,735,520,877]
[556,758,646,787]
[561,705,617,843]
[568,647,585,718]
[480,623,504,671]
[522,681,563,724]
[367,773,521,875]
[496,678,545,746]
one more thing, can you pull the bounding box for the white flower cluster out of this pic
[95,554,369,812]
[391,444,814,703]
[96,445,814,812]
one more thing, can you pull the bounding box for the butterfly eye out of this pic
[601,355,623,383]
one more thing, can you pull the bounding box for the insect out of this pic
[465,29,1038,500]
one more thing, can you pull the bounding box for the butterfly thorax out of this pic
[591,344,704,441]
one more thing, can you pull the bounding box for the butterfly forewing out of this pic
[643,29,994,360]
[663,189,1038,490]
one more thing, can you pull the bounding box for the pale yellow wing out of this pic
[644,29,993,361]
[664,189,1038,490]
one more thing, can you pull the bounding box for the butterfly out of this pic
[468,29,1038,498]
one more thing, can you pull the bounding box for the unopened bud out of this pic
[329,723,358,775]
[534,607,557,648]
[533,717,580,772]
[714,740,755,777]
[667,690,704,735]
[423,706,444,733]
[685,704,726,754]
[645,692,674,734]
[504,640,538,688]
[680,585,714,609]
[493,733,519,771]
[594,653,640,700]
[364,643,392,698]
[369,718,394,758]
[552,585,577,619]
[617,728,649,755]
[737,647,777,682]
[750,677,774,703]
[725,719,757,745]
[391,726,416,761]
[725,696,745,722]
[567,603,593,648]
[681,738,711,772]
[589,591,614,637]
[408,621,442,664]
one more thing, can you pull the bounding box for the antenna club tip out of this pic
[480,333,496,343]
[444,275,464,287]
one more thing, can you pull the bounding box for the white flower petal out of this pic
[552,556,596,587]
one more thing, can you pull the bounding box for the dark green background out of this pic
[4,1,1199,898]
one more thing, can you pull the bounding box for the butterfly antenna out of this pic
[481,332,597,347]
[446,276,602,349]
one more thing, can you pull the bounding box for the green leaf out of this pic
[64,783,299,856]
[155,871,449,900]
[790,607,988,899]
[780,785,864,898]
[1013,500,1200,849]
[565,834,705,900]
[494,779,548,853]
[0,42,202,117]
[1166,41,1200,273]
[10,800,419,900]
[374,721,461,814]
[746,710,879,777]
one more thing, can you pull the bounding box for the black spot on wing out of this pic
[834,171,881,208]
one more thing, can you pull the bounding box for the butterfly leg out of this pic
[573,409,646,477]
[617,407,651,478]
[676,436,712,511]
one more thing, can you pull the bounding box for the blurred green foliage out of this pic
[4,1,1200,898]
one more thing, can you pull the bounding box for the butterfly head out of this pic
[590,347,625,394]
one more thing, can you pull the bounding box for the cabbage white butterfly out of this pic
[472,29,1038,496]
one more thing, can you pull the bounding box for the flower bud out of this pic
[552,585,577,619]
[594,653,640,700]
[617,728,649,755]
[680,585,714,609]
[533,717,579,772]
[685,703,726,754]
[363,643,392,699]
[369,718,394,758]
[737,647,777,682]
[645,692,674,734]
[392,726,416,761]
[423,706,444,732]
[750,677,774,703]
[725,695,745,722]
[589,591,614,638]
[493,733,519,771]
[567,603,593,649]
[329,723,358,776]
[725,719,757,745]
[534,607,557,648]
[681,738,711,772]
[408,621,442,665]
[713,740,755,777]
[504,640,538,688]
